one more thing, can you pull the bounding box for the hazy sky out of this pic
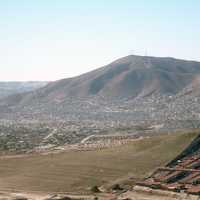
[0,0,200,81]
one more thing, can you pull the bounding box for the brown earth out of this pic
[0,131,197,194]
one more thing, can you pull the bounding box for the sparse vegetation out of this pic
[0,131,197,194]
[91,186,101,193]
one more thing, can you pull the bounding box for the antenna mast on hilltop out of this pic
[145,49,148,57]
[129,50,135,55]
[145,49,151,68]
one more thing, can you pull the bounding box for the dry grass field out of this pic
[0,131,198,194]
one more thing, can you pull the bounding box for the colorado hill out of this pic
[2,55,200,105]
[1,55,200,125]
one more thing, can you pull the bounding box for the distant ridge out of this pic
[3,55,200,103]
[0,81,48,99]
[1,55,200,124]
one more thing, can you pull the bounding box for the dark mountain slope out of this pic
[2,55,200,108]
[1,54,200,126]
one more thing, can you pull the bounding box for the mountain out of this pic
[37,55,200,99]
[0,81,48,99]
[3,55,200,103]
[1,55,200,126]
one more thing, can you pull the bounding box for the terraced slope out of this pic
[0,131,197,193]
[140,132,200,195]
[2,55,200,107]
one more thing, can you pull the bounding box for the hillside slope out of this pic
[0,131,197,193]
[1,55,200,125]
[2,55,200,105]
[140,132,200,195]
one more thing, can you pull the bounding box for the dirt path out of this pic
[118,186,199,200]
[0,191,95,200]
[80,133,139,144]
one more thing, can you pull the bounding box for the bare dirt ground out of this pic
[118,186,200,200]
[0,187,199,200]
[0,132,198,199]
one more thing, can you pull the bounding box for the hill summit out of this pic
[3,55,200,105]
[1,55,200,126]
